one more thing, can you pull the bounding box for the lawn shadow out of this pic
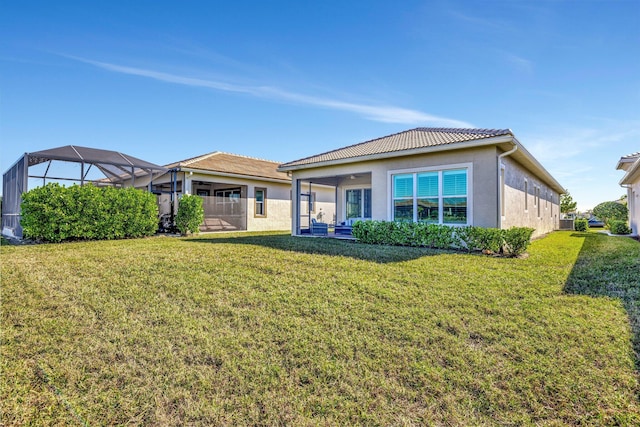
[183,233,462,264]
[564,232,640,371]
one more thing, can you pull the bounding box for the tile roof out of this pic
[279,128,513,169]
[166,152,290,182]
[621,152,640,160]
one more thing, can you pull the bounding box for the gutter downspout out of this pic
[497,142,518,229]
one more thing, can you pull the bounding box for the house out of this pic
[616,152,640,235]
[137,151,294,232]
[141,151,335,233]
[278,128,564,238]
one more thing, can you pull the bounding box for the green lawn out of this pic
[2,231,639,425]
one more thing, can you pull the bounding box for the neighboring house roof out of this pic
[278,127,564,193]
[617,152,640,185]
[167,151,290,182]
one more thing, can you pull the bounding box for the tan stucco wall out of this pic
[290,146,500,232]
[500,156,560,237]
[246,182,291,231]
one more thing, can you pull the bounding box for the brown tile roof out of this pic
[167,152,290,182]
[279,127,513,169]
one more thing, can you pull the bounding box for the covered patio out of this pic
[293,172,372,236]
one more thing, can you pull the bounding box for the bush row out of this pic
[21,183,159,242]
[351,220,535,257]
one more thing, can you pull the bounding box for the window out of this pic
[254,188,266,217]
[524,180,528,211]
[392,168,468,225]
[545,190,548,209]
[346,188,372,219]
[535,186,541,217]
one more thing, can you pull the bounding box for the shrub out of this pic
[574,218,588,232]
[473,228,505,254]
[502,227,535,257]
[21,183,158,242]
[175,194,205,235]
[608,220,631,235]
[593,201,628,226]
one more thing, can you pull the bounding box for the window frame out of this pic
[254,187,267,218]
[343,185,372,220]
[387,163,473,226]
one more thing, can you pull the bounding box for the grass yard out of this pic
[1,231,639,425]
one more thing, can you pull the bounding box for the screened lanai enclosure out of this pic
[2,145,167,239]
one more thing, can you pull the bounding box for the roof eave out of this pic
[278,134,565,194]
[619,158,640,186]
[510,136,565,194]
[178,166,291,184]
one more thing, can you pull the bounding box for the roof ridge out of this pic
[214,151,283,164]
[169,151,283,168]
[180,151,220,166]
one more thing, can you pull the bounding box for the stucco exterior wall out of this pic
[500,156,560,237]
[246,182,292,231]
[290,146,500,232]
[626,180,640,235]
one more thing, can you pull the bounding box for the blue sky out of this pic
[1,0,638,210]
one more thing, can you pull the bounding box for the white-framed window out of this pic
[389,164,471,225]
[524,179,528,212]
[535,186,541,217]
[254,187,266,217]
[345,187,371,219]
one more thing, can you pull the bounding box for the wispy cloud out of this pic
[504,53,534,74]
[67,56,473,127]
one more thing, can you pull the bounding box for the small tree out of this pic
[592,201,628,228]
[175,194,205,235]
[560,190,577,215]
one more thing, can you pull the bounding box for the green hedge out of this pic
[21,183,159,242]
[352,220,535,257]
[608,220,631,235]
[574,218,588,232]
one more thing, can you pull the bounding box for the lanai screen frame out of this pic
[2,145,167,239]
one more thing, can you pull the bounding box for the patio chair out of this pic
[311,219,328,235]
